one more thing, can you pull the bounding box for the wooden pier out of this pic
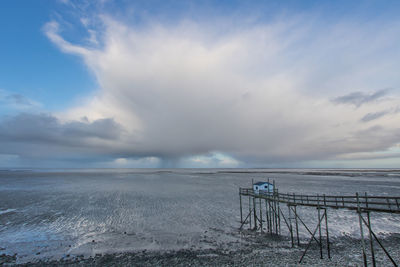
[239,181,400,266]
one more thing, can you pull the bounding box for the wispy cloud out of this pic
[332,88,392,107]
[361,110,389,122]
[43,21,92,56]
[0,90,41,111]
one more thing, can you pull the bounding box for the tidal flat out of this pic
[1,168,399,265]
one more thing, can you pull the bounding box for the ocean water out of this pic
[0,168,400,263]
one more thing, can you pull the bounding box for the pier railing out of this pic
[239,188,400,214]
[239,186,400,266]
[239,187,400,267]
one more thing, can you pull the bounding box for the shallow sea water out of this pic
[0,168,399,263]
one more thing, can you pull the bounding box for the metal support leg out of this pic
[324,208,331,259]
[360,215,398,267]
[253,197,257,230]
[317,196,323,259]
[365,193,376,267]
[299,212,326,263]
[239,193,243,223]
[357,193,368,267]
[259,198,263,232]
[288,205,294,247]
[294,205,300,246]
[277,190,281,235]
[249,196,252,229]
[265,199,270,233]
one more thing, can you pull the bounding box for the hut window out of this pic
[256,186,258,189]
[264,185,267,188]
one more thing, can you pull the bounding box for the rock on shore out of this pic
[10,233,400,266]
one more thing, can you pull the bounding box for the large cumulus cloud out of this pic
[1,12,400,167]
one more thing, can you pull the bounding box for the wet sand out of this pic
[4,233,399,266]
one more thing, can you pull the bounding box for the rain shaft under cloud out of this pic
[1,10,400,167]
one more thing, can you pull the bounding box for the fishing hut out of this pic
[239,180,400,266]
[253,181,273,195]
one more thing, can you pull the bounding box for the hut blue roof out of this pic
[254,182,272,186]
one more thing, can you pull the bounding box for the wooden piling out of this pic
[268,179,272,233]
[293,208,321,245]
[299,211,326,263]
[268,197,273,234]
[365,193,376,267]
[274,181,278,234]
[253,196,257,230]
[288,204,294,247]
[259,198,263,232]
[294,205,300,246]
[277,188,281,234]
[317,194,323,259]
[239,211,252,230]
[357,192,368,267]
[249,195,252,229]
[265,199,270,233]
[239,183,400,266]
[275,201,278,234]
[387,198,392,211]
[324,208,331,259]
[239,191,243,223]
[360,215,398,267]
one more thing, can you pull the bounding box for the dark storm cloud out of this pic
[4,13,400,167]
[348,126,400,153]
[39,17,400,167]
[332,88,391,107]
[234,125,400,165]
[0,113,123,146]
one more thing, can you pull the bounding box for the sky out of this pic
[0,0,400,168]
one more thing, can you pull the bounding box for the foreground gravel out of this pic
[2,233,399,266]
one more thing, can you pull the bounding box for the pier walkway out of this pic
[239,184,400,266]
[240,188,400,214]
